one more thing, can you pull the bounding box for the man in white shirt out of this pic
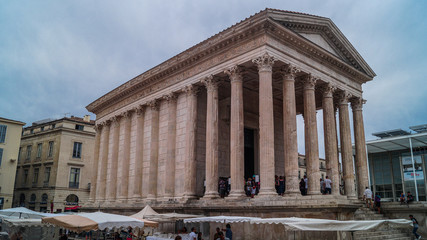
[363,187,373,208]
[324,176,332,194]
[189,227,197,240]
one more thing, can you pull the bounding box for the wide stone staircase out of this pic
[352,206,412,240]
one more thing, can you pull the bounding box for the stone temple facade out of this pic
[86,9,375,220]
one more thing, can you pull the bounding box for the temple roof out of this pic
[87,8,375,114]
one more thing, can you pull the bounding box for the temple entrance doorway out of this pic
[244,128,255,180]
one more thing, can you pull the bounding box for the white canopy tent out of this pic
[0,207,57,219]
[184,216,261,224]
[250,217,412,231]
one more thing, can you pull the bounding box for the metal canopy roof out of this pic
[365,132,427,154]
[372,129,410,138]
[410,124,427,133]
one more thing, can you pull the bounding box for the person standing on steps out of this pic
[374,192,381,214]
[410,215,421,239]
[363,187,373,209]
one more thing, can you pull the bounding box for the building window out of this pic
[29,194,36,204]
[30,129,33,134]
[33,168,39,185]
[41,193,48,204]
[26,145,32,161]
[51,124,56,129]
[0,148,3,167]
[36,143,42,158]
[75,124,84,131]
[19,194,25,207]
[23,169,29,184]
[69,168,80,188]
[44,167,51,185]
[72,142,82,158]
[48,141,54,158]
[0,125,7,143]
[41,126,44,131]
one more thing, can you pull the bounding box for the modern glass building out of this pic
[366,124,427,202]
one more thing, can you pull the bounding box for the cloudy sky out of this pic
[1,0,426,154]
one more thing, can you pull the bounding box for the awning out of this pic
[250,217,412,231]
[42,211,145,233]
[184,216,260,223]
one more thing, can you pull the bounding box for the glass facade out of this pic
[369,149,427,201]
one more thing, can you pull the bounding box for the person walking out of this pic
[374,193,381,214]
[304,175,308,195]
[324,176,332,195]
[189,227,197,240]
[410,215,421,239]
[363,187,373,209]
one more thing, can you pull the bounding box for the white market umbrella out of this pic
[42,211,145,233]
[0,207,56,219]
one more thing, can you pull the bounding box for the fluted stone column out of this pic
[281,65,300,195]
[106,116,120,201]
[164,93,178,199]
[322,83,340,195]
[253,53,276,196]
[117,111,132,201]
[338,91,356,198]
[183,86,199,199]
[89,124,102,202]
[303,75,321,195]
[351,97,369,199]
[133,106,145,199]
[147,100,160,200]
[225,66,245,197]
[96,121,110,201]
[202,76,220,199]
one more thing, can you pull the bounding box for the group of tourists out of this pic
[299,175,333,195]
[400,192,414,206]
[274,175,285,195]
[363,187,381,213]
[176,225,232,240]
[245,177,260,197]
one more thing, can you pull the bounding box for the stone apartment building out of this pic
[13,116,95,213]
[0,117,25,209]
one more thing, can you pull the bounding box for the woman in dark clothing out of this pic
[299,178,305,195]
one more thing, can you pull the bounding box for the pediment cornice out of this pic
[87,9,375,114]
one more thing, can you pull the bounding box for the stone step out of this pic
[354,233,410,240]
[354,230,401,237]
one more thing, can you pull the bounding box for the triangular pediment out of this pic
[298,33,341,58]
[267,10,376,78]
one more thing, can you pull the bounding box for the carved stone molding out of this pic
[202,75,220,92]
[303,74,318,90]
[337,90,351,105]
[224,66,243,83]
[350,97,366,111]
[321,83,337,98]
[121,110,132,119]
[183,85,200,97]
[280,64,300,81]
[252,52,276,72]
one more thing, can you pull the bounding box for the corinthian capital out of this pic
[163,92,178,103]
[280,64,300,81]
[121,111,132,119]
[303,74,318,90]
[134,105,145,116]
[350,97,366,111]
[202,75,220,92]
[94,124,102,133]
[183,85,199,97]
[252,52,276,72]
[321,83,337,98]
[148,99,159,111]
[224,66,243,83]
[110,116,121,127]
[337,90,351,105]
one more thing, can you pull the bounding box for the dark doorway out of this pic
[244,128,255,180]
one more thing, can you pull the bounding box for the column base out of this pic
[202,191,219,199]
[308,190,322,195]
[284,190,301,197]
[146,194,157,201]
[227,190,245,199]
[258,189,278,197]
